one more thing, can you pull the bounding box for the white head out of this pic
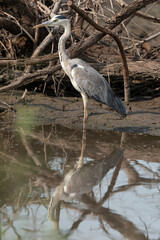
[34,15,69,29]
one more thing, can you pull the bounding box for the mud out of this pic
[0,91,160,136]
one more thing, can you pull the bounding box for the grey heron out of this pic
[34,15,126,123]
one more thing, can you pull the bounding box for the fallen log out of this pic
[0,60,159,95]
[100,60,160,82]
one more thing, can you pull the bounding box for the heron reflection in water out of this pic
[48,127,124,229]
[47,131,147,240]
[34,15,126,125]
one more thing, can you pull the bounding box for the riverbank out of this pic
[0,91,160,136]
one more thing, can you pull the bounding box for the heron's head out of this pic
[33,15,69,29]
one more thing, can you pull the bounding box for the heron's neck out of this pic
[58,22,71,67]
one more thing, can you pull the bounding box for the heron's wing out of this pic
[70,61,126,116]
[70,62,109,101]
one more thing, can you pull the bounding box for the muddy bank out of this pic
[0,91,160,136]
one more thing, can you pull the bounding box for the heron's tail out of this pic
[110,95,126,117]
[106,87,126,116]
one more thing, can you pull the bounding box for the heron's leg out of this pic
[77,127,86,169]
[81,93,88,123]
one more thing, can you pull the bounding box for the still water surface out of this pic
[0,122,160,240]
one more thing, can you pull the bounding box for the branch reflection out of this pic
[0,124,160,240]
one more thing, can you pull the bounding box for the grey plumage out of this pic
[34,15,126,122]
[69,58,126,116]
[48,148,123,210]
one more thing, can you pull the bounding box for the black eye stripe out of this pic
[55,15,67,20]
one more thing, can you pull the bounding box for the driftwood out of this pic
[100,60,160,96]
[0,65,61,93]
[0,53,59,67]
[100,61,160,81]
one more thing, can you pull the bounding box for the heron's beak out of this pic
[33,19,53,29]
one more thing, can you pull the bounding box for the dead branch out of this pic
[3,12,35,43]
[125,30,160,50]
[0,53,59,67]
[105,0,159,28]
[0,17,22,35]
[100,60,160,81]
[25,0,64,73]
[0,65,61,93]
[115,0,160,23]
[24,31,55,73]
[67,0,159,61]
[0,99,16,112]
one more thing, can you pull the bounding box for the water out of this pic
[0,123,160,240]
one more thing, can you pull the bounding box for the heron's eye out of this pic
[53,19,58,22]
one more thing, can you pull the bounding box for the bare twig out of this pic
[25,0,64,73]
[0,99,16,112]
[4,12,35,43]
[21,88,28,100]
[0,52,59,67]
[0,65,61,93]
[125,30,160,50]
[115,0,160,23]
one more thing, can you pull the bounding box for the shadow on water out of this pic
[0,121,160,240]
